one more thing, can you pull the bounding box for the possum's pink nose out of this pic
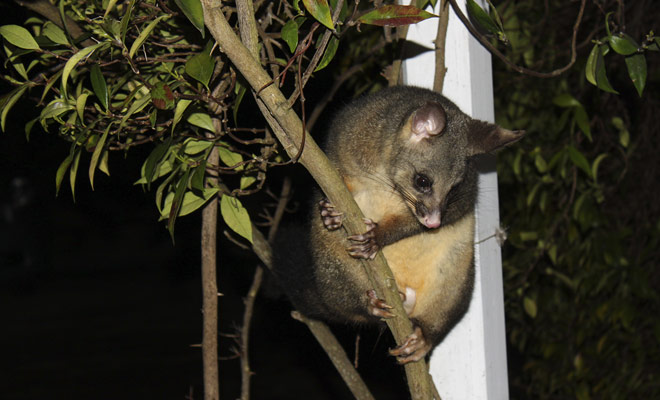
[423,212,441,228]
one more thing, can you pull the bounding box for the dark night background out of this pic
[0,72,413,400]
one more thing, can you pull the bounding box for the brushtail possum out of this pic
[273,86,524,363]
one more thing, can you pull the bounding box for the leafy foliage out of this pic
[493,1,660,398]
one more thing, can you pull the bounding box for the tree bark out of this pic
[200,2,435,398]
[201,147,220,400]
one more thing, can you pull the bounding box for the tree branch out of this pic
[447,0,587,78]
[201,145,220,400]
[434,0,450,93]
[200,2,435,399]
[291,311,376,400]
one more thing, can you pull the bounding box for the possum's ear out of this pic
[467,120,525,155]
[407,102,446,143]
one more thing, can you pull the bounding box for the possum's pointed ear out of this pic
[467,120,525,155]
[407,102,446,143]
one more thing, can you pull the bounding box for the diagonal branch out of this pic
[200,2,435,399]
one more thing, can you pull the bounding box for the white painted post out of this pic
[401,1,509,399]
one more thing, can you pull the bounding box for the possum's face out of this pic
[390,100,518,229]
[390,103,476,229]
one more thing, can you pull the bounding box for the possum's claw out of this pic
[366,289,395,319]
[319,198,343,230]
[389,325,432,364]
[347,218,379,259]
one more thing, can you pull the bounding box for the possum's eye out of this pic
[413,173,432,193]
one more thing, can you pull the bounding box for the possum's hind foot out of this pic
[347,218,379,259]
[389,325,432,364]
[366,289,394,319]
[319,198,343,230]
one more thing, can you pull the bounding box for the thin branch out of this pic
[201,143,220,400]
[447,0,587,78]
[288,0,345,105]
[291,311,376,400]
[240,265,262,400]
[433,0,450,93]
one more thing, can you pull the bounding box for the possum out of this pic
[272,86,524,364]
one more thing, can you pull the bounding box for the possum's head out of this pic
[390,100,524,229]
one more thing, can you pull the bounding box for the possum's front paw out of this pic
[389,325,432,364]
[347,218,379,259]
[319,198,343,230]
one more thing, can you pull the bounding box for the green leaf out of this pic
[42,21,69,45]
[282,19,300,53]
[89,123,112,190]
[552,93,581,108]
[359,5,436,26]
[183,138,214,155]
[180,188,219,216]
[185,50,216,89]
[168,168,191,237]
[129,15,169,58]
[0,84,29,132]
[161,187,219,218]
[187,112,215,132]
[55,151,74,196]
[104,0,120,18]
[217,146,243,170]
[523,296,537,318]
[221,195,253,243]
[39,99,74,122]
[190,160,207,192]
[624,53,647,97]
[591,153,608,183]
[0,25,40,50]
[585,44,599,86]
[69,147,82,201]
[315,35,339,72]
[609,33,639,56]
[240,176,257,189]
[466,0,502,38]
[233,79,247,123]
[62,42,106,97]
[40,69,63,104]
[567,146,592,178]
[174,0,205,37]
[574,106,592,141]
[119,90,151,128]
[24,117,37,140]
[75,92,89,123]
[611,116,630,148]
[142,138,172,186]
[302,0,334,29]
[151,82,175,110]
[120,0,137,43]
[99,150,110,176]
[90,64,108,110]
[585,43,618,94]
[172,99,192,132]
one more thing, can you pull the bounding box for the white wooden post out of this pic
[401,1,510,399]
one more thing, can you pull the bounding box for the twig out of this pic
[447,0,587,78]
[291,311,376,400]
[240,265,262,400]
[433,0,450,93]
[287,0,345,105]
